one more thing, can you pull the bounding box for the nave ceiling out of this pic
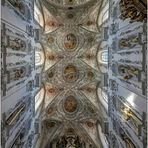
[1,0,147,147]
[36,0,105,147]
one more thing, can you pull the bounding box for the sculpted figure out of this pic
[119,0,146,22]
[9,38,25,51]
[119,66,138,80]
[13,68,25,80]
[119,39,129,48]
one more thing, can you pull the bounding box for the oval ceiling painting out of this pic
[63,65,78,82]
[64,96,78,113]
[64,33,77,51]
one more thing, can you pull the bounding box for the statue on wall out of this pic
[118,65,139,81]
[119,35,139,49]
[2,97,31,140]
[6,103,26,126]
[120,106,142,135]
[121,107,133,121]
[14,67,26,80]
[10,128,26,148]
[8,0,25,15]
[8,37,26,51]
[120,129,136,148]
[119,0,147,22]
[119,38,130,49]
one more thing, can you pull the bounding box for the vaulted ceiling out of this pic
[36,0,105,147]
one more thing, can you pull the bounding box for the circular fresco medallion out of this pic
[67,128,74,133]
[48,88,55,94]
[63,65,78,82]
[86,121,94,127]
[46,121,56,128]
[87,106,95,113]
[67,13,74,19]
[86,87,93,93]
[87,71,94,79]
[88,37,93,42]
[64,96,78,113]
[48,72,54,78]
[48,107,54,114]
[64,33,77,51]
[48,36,54,44]
[47,54,56,60]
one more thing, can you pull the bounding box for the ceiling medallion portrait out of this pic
[47,107,54,115]
[67,13,74,19]
[64,96,78,113]
[47,87,56,94]
[66,128,75,134]
[48,36,54,44]
[48,72,54,78]
[46,121,56,128]
[87,71,94,79]
[87,37,94,42]
[86,121,95,127]
[63,65,79,82]
[87,106,95,114]
[46,53,56,60]
[64,33,77,51]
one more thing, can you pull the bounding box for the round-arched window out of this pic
[98,2,109,26]
[101,50,108,63]
[35,51,44,66]
[35,88,45,112]
[97,87,108,111]
[97,50,108,64]
[34,3,44,27]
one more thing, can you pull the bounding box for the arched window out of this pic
[97,88,108,112]
[98,124,109,147]
[34,3,44,27]
[101,90,108,103]
[98,2,109,26]
[35,51,44,66]
[101,51,108,63]
[97,50,108,64]
[35,88,45,112]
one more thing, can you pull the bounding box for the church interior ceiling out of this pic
[1,0,147,147]
[38,0,104,147]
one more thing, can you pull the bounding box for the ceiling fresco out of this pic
[37,0,104,147]
[1,0,147,147]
